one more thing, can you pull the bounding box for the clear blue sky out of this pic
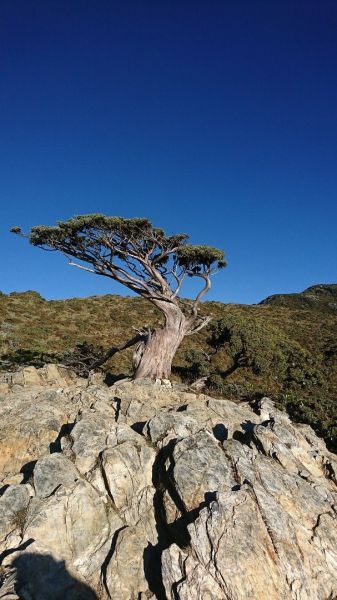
[1,0,336,304]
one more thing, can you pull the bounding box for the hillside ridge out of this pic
[260,283,337,311]
[0,284,336,452]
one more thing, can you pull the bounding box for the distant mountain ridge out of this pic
[260,283,337,312]
[2,282,337,305]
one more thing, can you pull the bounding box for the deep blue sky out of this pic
[1,1,336,304]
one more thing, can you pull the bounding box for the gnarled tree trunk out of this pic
[133,304,188,380]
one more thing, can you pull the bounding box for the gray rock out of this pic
[103,447,157,541]
[8,552,97,600]
[69,412,110,474]
[0,367,336,599]
[146,410,200,447]
[33,454,79,498]
[0,485,31,539]
[167,429,236,511]
[105,524,152,600]
[0,383,92,478]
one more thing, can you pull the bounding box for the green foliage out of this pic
[12,214,187,259]
[204,312,335,450]
[208,314,322,388]
[28,215,156,246]
[176,245,226,270]
[324,339,337,365]
[12,506,29,533]
[0,342,107,376]
[0,349,57,370]
[206,377,262,399]
[206,373,227,394]
[183,348,210,379]
[260,284,337,314]
[278,393,337,454]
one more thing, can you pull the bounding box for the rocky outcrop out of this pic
[0,365,86,477]
[1,366,337,599]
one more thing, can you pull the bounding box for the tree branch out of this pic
[68,261,103,275]
[191,272,211,317]
[172,271,186,298]
[186,315,212,335]
[89,332,148,370]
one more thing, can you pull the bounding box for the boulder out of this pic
[33,454,79,498]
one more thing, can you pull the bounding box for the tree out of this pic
[11,215,226,379]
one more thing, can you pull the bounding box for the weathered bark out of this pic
[133,304,188,380]
[85,301,210,381]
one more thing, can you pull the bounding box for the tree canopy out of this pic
[11,215,226,313]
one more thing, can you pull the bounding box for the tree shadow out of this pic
[212,423,228,442]
[10,552,97,599]
[103,371,129,386]
[232,419,257,446]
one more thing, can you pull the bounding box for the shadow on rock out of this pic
[103,372,129,386]
[144,437,218,599]
[12,553,97,600]
[49,422,75,453]
[212,422,228,442]
[20,459,37,483]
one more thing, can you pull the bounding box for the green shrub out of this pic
[183,348,210,380]
[208,314,322,388]
[206,373,227,394]
[0,349,57,370]
[278,392,337,453]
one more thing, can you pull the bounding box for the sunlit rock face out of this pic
[0,366,337,599]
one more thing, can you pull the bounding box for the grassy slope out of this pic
[0,285,336,450]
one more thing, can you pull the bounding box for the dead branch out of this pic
[89,331,148,370]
